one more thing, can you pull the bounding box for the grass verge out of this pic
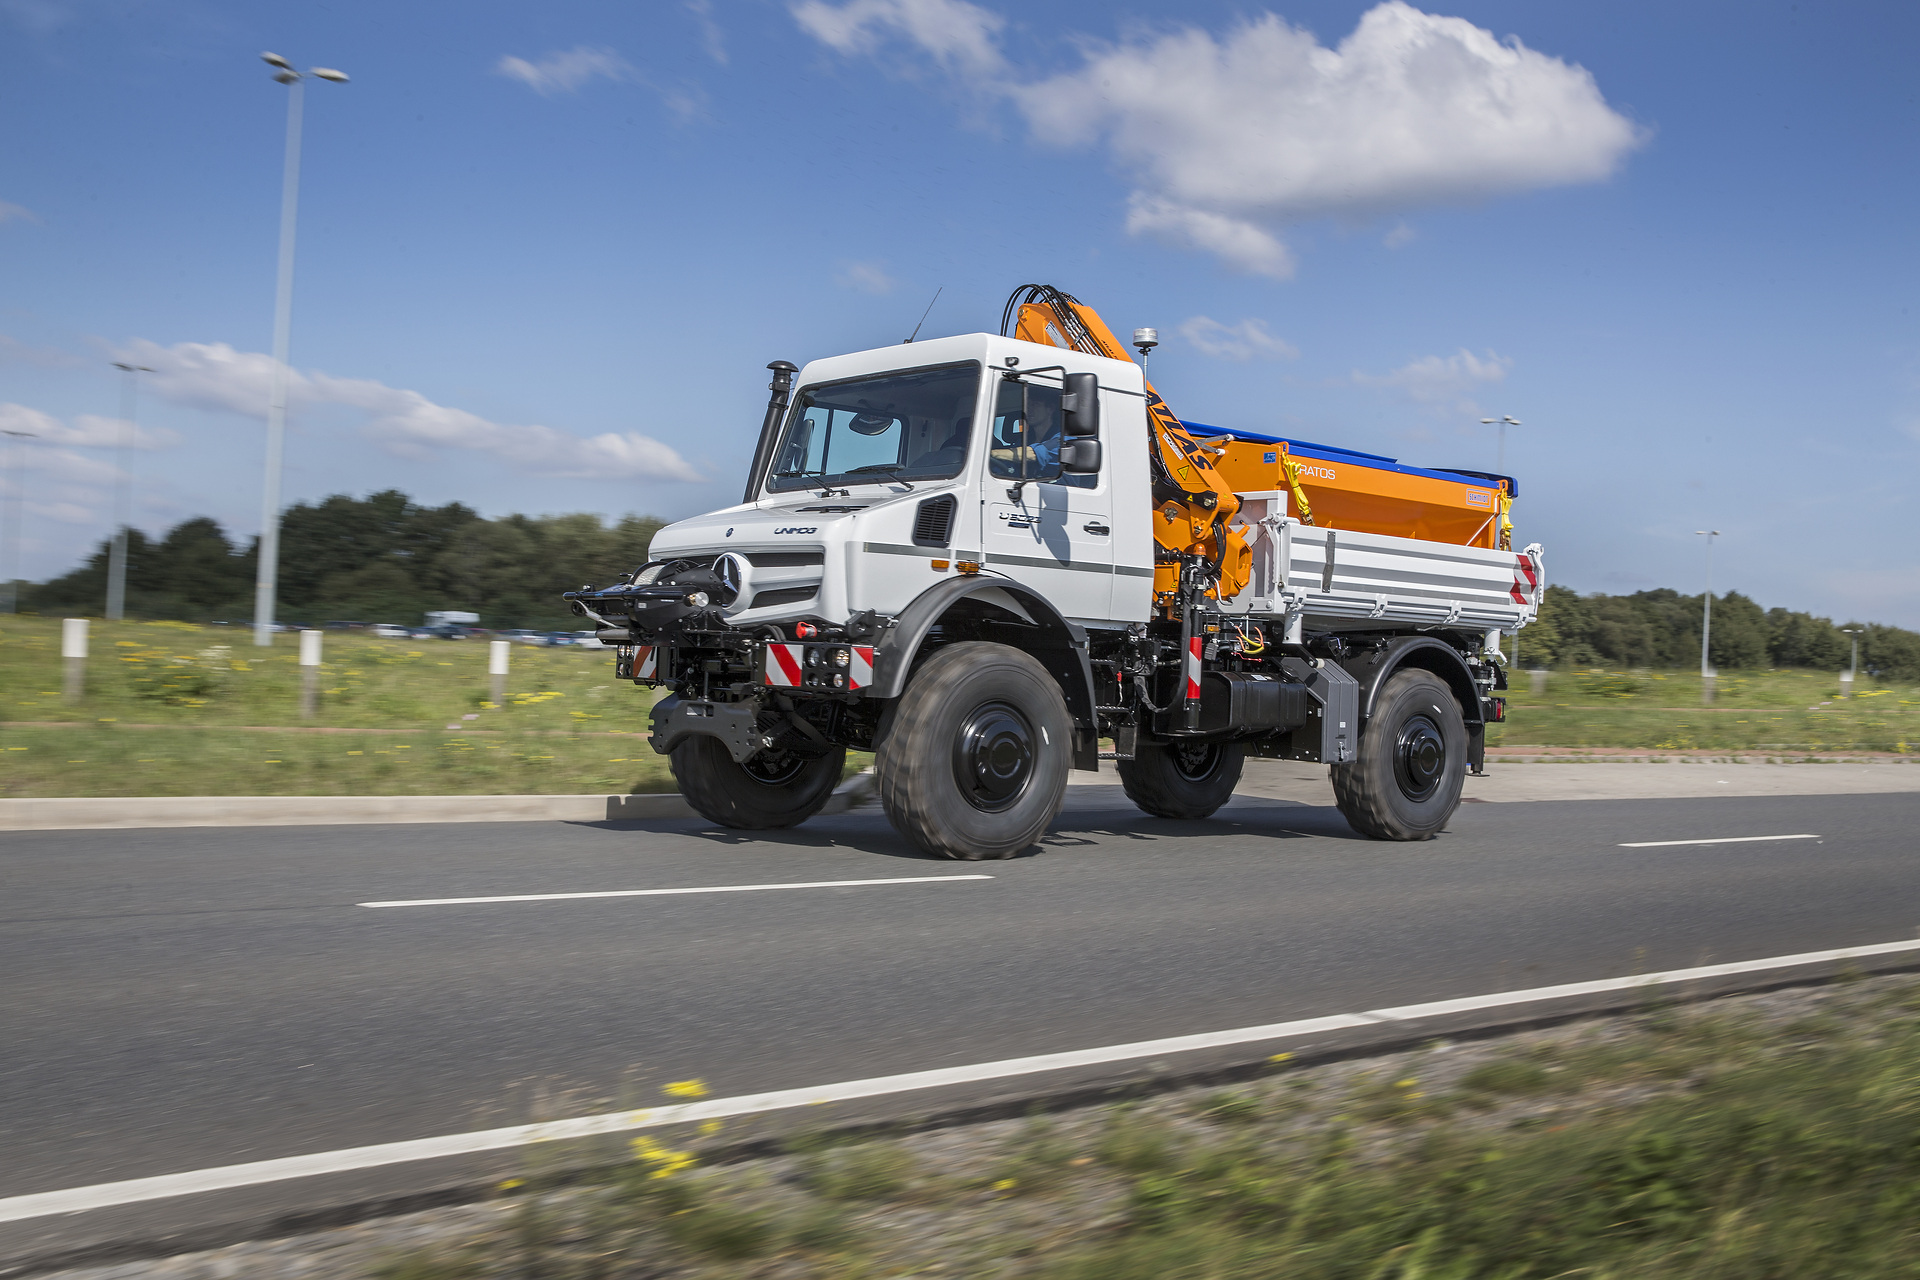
[359,976,1920,1279]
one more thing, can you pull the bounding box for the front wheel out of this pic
[1117,740,1245,820]
[670,738,845,829]
[876,643,1073,860]
[1330,668,1466,840]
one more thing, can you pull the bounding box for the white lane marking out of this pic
[7,935,1919,1224]
[358,875,994,908]
[1619,833,1822,848]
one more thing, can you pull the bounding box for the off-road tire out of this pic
[1117,740,1245,820]
[670,737,845,829]
[1330,668,1466,840]
[876,642,1072,860]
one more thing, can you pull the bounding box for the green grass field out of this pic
[3,617,1911,797]
[1490,667,1919,754]
[0,616,682,796]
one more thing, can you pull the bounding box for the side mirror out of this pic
[1061,372,1100,437]
[1060,437,1102,475]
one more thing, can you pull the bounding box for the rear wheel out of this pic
[670,737,844,829]
[1330,668,1465,840]
[1117,740,1245,820]
[876,643,1072,860]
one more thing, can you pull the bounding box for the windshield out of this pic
[767,364,978,492]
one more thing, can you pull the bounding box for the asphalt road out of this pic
[2,784,1917,1256]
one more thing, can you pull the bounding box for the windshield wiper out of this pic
[845,464,915,491]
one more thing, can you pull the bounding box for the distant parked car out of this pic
[370,623,410,639]
[495,629,544,645]
[409,624,473,641]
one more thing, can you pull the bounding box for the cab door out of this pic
[978,376,1114,622]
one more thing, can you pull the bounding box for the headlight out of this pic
[685,591,710,608]
[831,647,851,667]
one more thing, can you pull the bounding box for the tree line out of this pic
[20,493,1920,677]
[22,490,663,630]
[1520,585,1920,680]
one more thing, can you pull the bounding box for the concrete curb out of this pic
[0,771,879,832]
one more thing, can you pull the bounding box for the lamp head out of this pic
[261,52,293,70]
[311,67,349,82]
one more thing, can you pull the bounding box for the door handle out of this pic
[1083,522,1111,535]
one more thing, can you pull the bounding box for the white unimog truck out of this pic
[565,286,1542,860]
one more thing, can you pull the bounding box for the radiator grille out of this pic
[748,585,820,609]
[912,495,957,547]
[744,551,825,568]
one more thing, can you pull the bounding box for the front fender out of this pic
[869,574,1100,770]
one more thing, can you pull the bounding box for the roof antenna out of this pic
[903,286,943,343]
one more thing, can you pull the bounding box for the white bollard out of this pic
[61,617,88,703]
[489,639,510,706]
[299,629,322,718]
[1529,668,1548,697]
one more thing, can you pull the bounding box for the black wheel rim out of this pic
[1170,742,1221,782]
[744,751,808,787]
[952,700,1036,812]
[1392,713,1447,802]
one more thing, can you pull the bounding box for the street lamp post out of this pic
[1695,529,1720,700]
[1839,627,1863,698]
[1480,415,1522,473]
[106,361,153,621]
[1,428,36,614]
[253,53,348,647]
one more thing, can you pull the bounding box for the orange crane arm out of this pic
[1001,285,1250,603]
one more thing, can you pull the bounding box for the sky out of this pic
[3,0,1918,625]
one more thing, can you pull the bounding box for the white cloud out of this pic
[496,46,634,95]
[686,0,728,64]
[1383,222,1418,249]
[1354,347,1512,414]
[495,45,707,121]
[111,339,703,483]
[0,402,178,450]
[836,261,898,295]
[0,335,81,368]
[791,0,1005,75]
[1178,316,1299,362]
[0,199,39,227]
[1127,197,1296,280]
[795,1,1642,278]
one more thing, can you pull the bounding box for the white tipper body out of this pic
[649,332,1543,636]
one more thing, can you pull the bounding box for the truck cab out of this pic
[647,333,1152,633]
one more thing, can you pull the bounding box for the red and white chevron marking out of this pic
[1510,555,1539,605]
[633,646,657,680]
[849,646,874,690]
[1185,636,1203,701]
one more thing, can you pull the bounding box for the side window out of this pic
[989,377,1095,488]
